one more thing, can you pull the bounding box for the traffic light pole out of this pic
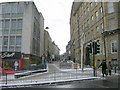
[92,41,98,77]
[91,42,96,77]
[88,41,100,77]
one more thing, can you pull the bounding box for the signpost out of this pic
[73,63,79,79]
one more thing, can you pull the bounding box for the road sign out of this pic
[72,63,79,69]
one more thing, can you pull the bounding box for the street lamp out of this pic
[45,27,49,29]
[81,32,84,72]
[101,2,107,61]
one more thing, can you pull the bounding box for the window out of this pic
[0,20,2,28]
[16,29,22,34]
[17,19,22,34]
[90,2,93,7]
[0,29,2,35]
[111,41,117,53]
[15,46,21,52]
[0,46,2,51]
[107,2,114,13]
[11,19,16,34]
[0,5,2,14]
[84,11,86,15]
[2,20,5,28]
[87,7,89,12]
[82,25,83,30]
[3,20,10,34]
[84,23,86,28]
[96,26,99,31]
[10,36,15,45]
[3,29,9,34]
[17,19,22,29]
[11,19,17,29]
[2,4,6,14]
[95,2,98,6]
[95,11,98,19]
[4,20,10,29]
[16,36,21,45]
[102,44,105,55]
[91,15,94,20]
[10,29,16,34]
[0,36,2,45]
[9,46,14,51]
[100,7,103,13]
[2,4,11,14]
[101,23,103,33]
[81,15,83,18]
[111,59,117,67]
[87,19,89,25]
[11,3,17,14]
[3,46,7,51]
[91,30,94,39]
[18,3,24,14]
[3,36,8,45]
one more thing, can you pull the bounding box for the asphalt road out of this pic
[35,75,119,88]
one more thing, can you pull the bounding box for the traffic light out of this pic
[94,42,100,54]
[87,43,92,53]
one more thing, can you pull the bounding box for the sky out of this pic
[0,0,74,54]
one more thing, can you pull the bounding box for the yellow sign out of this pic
[73,63,79,69]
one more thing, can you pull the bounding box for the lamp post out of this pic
[101,1,107,61]
[81,32,84,72]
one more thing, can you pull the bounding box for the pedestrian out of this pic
[98,59,107,77]
[108,61,112,76]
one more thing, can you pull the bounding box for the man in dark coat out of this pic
[98,60,107,77]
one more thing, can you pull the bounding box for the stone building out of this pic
[70,1,120,69]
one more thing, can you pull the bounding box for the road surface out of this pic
[34,75,119,88]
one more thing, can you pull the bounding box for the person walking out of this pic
[108,61,112,76]
[98,60,107,77]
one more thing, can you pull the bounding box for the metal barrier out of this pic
[1,69,94,86]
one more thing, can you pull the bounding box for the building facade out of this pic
[70,1,120,69]
[44,30,60,62]
[0,1,45,70]
[51,41,60,61]
[66,41,71,60]
[44,30,52,62]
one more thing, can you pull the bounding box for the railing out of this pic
[0,69,97,86]
[1,68,119,88]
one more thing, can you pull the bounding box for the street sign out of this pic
[72,63,79,69]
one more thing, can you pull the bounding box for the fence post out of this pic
[76,69,77,79]
[54,71,56,81]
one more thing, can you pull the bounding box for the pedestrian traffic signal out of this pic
[94,42,100,54]
[88,43,92,53]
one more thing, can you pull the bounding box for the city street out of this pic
[0,1,120,90]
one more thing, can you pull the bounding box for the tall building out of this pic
[44,30,60,62]
[66,41,71,60]
[44,30,52,61]
[70,1,120,69]
[0,1,44,70]
[52,41,60,61]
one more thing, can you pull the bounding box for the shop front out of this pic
[0,52,22,70]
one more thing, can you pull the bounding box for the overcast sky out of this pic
[0,0,73,54]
